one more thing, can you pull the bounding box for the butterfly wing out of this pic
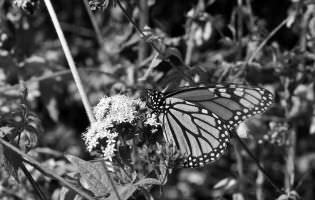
[149,84,273,168]
[159,97,230,168]
[167,84,273,130]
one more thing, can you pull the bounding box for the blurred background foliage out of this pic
[1,0,315,199]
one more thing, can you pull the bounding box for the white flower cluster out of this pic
[83,95,145,161]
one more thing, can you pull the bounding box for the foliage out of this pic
[1,0,315,199]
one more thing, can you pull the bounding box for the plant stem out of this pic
[138,0,149,63]
[20,163,48,200]
[43,1,121,199]
[233,131,283,194]
[255,145,265,200]
[43,0,94,123]
[233,139,245,194]
[285,128,296,193]
[256,169,264,200]
[245,18,288,65]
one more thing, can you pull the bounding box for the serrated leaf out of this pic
[135,178,162,187]
[66,155,111,198]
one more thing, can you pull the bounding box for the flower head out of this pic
[83,95,146,161]
[94,95,145,124]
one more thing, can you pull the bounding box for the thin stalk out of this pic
[255,145,265,200]
[138,0,149,63]
[233,139,245,194]
[20,163,48,200]
[82,0,103,46]
[294,171,310,191]
[233,131,283,194]
[0,138,95,200]
[43,1,120,199]
[256,165,265,200]
[184,22,195,65]
[43,0,94,123]
[245,18,288,65]
[285,128,296,193]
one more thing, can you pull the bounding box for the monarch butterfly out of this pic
[146,84,273,168]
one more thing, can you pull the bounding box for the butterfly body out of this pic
[146,84,273,168]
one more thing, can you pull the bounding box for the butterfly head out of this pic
[145,89,166,113]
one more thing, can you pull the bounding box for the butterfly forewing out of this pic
[169,84,273,130]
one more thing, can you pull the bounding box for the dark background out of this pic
[1,0,315,199]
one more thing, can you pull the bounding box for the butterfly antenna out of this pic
[232,130,284,194]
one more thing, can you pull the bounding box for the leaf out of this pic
[134,178,162,187]
[164,47,183,62]
[66,155,140,200]
[66,155,111,198]
[109,184,137,200]
[0,142,23,181]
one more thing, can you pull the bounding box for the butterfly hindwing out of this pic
[159,97,230,168]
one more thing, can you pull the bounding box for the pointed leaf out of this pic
[66,155,111,197]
